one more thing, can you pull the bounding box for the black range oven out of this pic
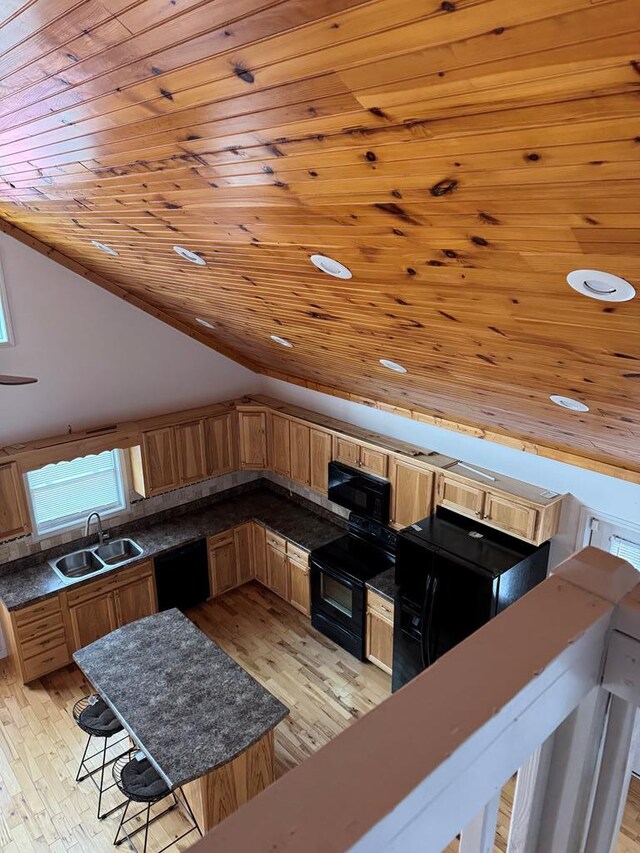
[310,514,396,659]
[327,461,390,525]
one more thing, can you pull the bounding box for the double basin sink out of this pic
[49,538,144,583]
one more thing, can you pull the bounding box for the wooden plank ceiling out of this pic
[1,0,639,478]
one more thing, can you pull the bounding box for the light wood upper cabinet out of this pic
[208,532,238,597]
[333,435,388,478]
[483,492,538,542]
[0,462,31,541]
[238,411,268,470]
[269,413,291,477]
[290,421,311,487]
[234,523,254,586]
[139,426,180,496]
[389,458,434,529]
[204,413,236,476]
[175,419,207,485]
[310,428,332,494]
[436,474,485,518]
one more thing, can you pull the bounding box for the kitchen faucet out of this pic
[85,512,108,545]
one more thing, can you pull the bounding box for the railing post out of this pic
[460,792,500,853]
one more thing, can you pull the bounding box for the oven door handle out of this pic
[310,560,360,591]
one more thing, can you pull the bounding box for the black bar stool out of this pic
[112,750,201,853]
[73,694,130,819]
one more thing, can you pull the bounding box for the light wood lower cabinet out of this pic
[288,557,310,616]
[0,462,32,542]
[266,542,290,601]
[251,522,267,586]
[366,590,394,675]
[389,457,434,529]
[234,523,254,586]
[0,595,71,684]
[64,561,157,654]
[208,532,238,597]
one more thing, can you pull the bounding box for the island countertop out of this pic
[73,608,289,788]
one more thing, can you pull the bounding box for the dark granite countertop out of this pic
[366,568,396,603]
[73,608,288,788]
[0,484,345,611]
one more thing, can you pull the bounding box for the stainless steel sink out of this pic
[49,538,144,583]
[95,538,143,566]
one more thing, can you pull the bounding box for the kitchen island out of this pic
[73,608,288,831]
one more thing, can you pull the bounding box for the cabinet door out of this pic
[333,436,360,467]
[266,545,289,600]
[114,576,156,628]
[208,534,238,597]
[269,413,291,476]
[390,459,434,529]
[141,427,180,495]
[310,428,332,494]
[484,492,538,541]
[239,412,268,470]
[252,523,268,586]
[290,422,311,487]
[175,419,207,485]
[360,446,389,478]
[204,414,235,476]
[288,559,310,616]
[68,592,118,651]
[234,523,254,586]
[436,474,485,518]
[0,462,31,541]
[366,611,393,674]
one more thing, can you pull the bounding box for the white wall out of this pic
[261,377,640,566]
[0,233,258,444]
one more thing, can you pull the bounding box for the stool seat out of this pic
[120,755,170,802]
[73,694,124,737]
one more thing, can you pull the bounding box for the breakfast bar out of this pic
[73,608,289,831]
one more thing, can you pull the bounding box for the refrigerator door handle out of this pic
[420,577,434,668]
[426,577,439,665]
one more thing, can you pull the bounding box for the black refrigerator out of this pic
[392,507,550,692]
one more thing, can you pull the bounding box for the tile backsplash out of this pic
[0,470,262,565]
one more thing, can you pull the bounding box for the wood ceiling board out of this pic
[1,0,639,477]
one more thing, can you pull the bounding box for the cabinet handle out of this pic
[482,514,490,520]
[475,510,482,517]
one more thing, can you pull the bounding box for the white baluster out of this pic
[459,791,500,853]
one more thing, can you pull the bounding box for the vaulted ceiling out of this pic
[1,0,639,479]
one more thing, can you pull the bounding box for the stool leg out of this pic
[142,802,151,853]
[97,736,108,819]
[75,734,91,782]
[113,798,130,846]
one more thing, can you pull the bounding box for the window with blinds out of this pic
[0,272,11,344]
[27,450,126,535]
[610,535,640,571]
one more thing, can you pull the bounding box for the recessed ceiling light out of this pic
[195,317,215,329]
[91,240,118,256]
[270,335,293,348]
[379,358,407,373]
[310,254,352,279]
[173,246,206,265]
[567,269,635,302]
[550,394,589,412]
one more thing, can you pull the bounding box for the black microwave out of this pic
[327,461,391,524]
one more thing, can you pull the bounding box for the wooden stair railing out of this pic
[190,547,640,853]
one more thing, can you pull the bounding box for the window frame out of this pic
[578,505,640,570]
[0,252,14,347]
[25,449,129,539]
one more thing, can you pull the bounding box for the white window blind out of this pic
[27,450,126,535]
[610,535,640,571]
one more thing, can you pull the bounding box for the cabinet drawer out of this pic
[265,531,287,553]
[15,610,65,643]
[287,542,309,566]
[208,531,234,549]
[66,576,116,607]
[22,641,70,682]
[21,628,68,660]
[367,590,394,622]
[14,596,62,628]
[111,560,153,589]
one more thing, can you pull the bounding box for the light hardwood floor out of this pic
[0,581,639,852]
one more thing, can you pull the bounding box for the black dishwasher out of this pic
[154,539,210,611]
